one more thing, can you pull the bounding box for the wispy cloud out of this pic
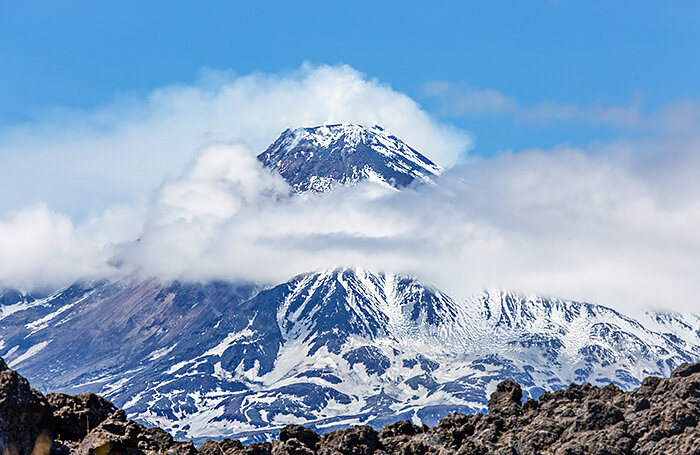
[423,82,517,116]
[424,81,643,127]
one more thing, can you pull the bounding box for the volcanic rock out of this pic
[0,358,54,455]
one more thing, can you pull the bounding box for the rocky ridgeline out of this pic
[2,357,699,455]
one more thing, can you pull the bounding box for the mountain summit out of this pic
[257,124,442,193]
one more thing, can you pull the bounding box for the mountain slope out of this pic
[2,269,698,442]
[257,124,442,193]
[1,125,699,443]
[0,279,260,392]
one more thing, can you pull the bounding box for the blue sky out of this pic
[2,1,699,155]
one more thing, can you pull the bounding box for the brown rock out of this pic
[379,420,422,439]
[242,441,273,455]
[487,380,522,418]
[0,360,54,455]
[671,362,700,378]
[76,409,191,455]
[47,392,117,441]
[274,424,322,455]
[319,426,382,455]
[197,439,244,455]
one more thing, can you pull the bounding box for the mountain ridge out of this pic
[1,125,698,443]
[1,267,698,442]
[257,124,442,193]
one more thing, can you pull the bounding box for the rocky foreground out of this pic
[1,357,699,455]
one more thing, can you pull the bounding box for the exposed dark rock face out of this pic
[47,392,117,441]
[487,379,523,419]
[198,439,243,455]
[273,424,320,455]
[0,358,197,455]
[0,357,54,455]
[73,409,197,455]
[2,356,700,454]
[318,426,382,455]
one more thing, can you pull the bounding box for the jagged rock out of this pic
[2,355,700,454]
[197,438,244,455]
[242,442,272,455]
[47,392,117,441]
[196,440,221,455]
[76,409,192,455]
[377,420,426,455]
[0,359,54,455]
[280,425,321,449]
[670,362,700,378]
[166,442,198,455]
[318,426,382,455]
[435,412,478,450]
[487,379,522,418]
[522,398,539,413]
[379,420,423,438]
[274,424,321,455]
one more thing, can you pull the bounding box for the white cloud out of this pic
[1,65,699,315]
[2,135,700,313]
[0,64,472,219]
[649,99,700,133]
[97,135,700,315]
[0,203,141,290]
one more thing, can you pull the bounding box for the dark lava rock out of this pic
[242,441,272,455]
[671,362,700,378]
[199,438,244,455]
[198,439,244,455]
[318,426,382,455]
[274,424,322,455]
[75,409,192,455]
[0,358,54,455]
[47,392,117,441]
[487,379,523,418]
[379,420,423,438]
[3,356,700,455]
[280,424,321,449]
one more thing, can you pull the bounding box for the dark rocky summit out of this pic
[1,356,699,455]
[257,124,442,193]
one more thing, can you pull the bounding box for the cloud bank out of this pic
[0,64,471,218]
[1,65,699,315]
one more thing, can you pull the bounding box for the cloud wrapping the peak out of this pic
[102,136,700,315]
[0,64,471,219]
[1,64,700,315]
[2,134,700,313]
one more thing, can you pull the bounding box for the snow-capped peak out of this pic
[258,124,442,193]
